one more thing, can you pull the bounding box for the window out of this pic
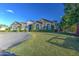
[47,24,51,30]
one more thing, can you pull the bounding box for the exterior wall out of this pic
[33,23,42,30]
[77,23,79,34]
[65,23,79,34]
[27,25,33,32]
[11,23,21,31]
[11,22,27,31]
[40,20,53,30]
[45,23,51,30]
[33,19,55,31]
[63,24,77,34]
[10,19,56,32]
[11,25,18,30]
[70,24,77,33]
[21,23,27,30]
[34,23,52,31]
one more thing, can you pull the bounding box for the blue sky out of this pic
[0,3,64,26]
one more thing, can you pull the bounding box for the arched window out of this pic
[47,24,51,30]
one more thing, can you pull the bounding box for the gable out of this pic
[40,18,53,23]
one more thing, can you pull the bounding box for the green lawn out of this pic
[7,32,79,56]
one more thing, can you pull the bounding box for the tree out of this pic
[60,3,79,32]
[24,28,27,32]
[6,27,11,32]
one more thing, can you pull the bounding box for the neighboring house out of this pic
[64,22,79,34]
[71,22,79,34]
[10,21,31,31]
[10,21,21,31]
[77,22,79,34]
[0,25,8,31]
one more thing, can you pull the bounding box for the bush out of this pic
[11,30,17,32]
[30,30,53,32]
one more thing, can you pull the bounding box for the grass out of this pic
[7,32,79,56]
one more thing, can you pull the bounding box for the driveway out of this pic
[0,32,31,51]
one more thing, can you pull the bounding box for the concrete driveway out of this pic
[0,32,31,51]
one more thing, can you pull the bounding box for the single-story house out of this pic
[10,18,58,32]
[29,18,58,32]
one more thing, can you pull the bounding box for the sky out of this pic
[0,3,64,26]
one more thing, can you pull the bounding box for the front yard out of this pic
[7,32,79,56]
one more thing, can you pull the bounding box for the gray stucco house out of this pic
[31,18,57,32]
[10,18,58,32]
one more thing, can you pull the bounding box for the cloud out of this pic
[6,9,15,14]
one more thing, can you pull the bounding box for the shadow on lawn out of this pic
[58,32,79,37]
[47,36,79,52]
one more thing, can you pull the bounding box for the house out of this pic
[64,22,79,34]
[27,21,33,31]
[0,25,8,31]
[30,18,57,32]
[10,21,21,31]
[10,18,58,32]
[20,22,27,30]
[71,22,79,34]
[33,21,42,31]
[10,21,32,32]
[77,22,79,34]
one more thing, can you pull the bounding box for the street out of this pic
[0,32,31,51]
